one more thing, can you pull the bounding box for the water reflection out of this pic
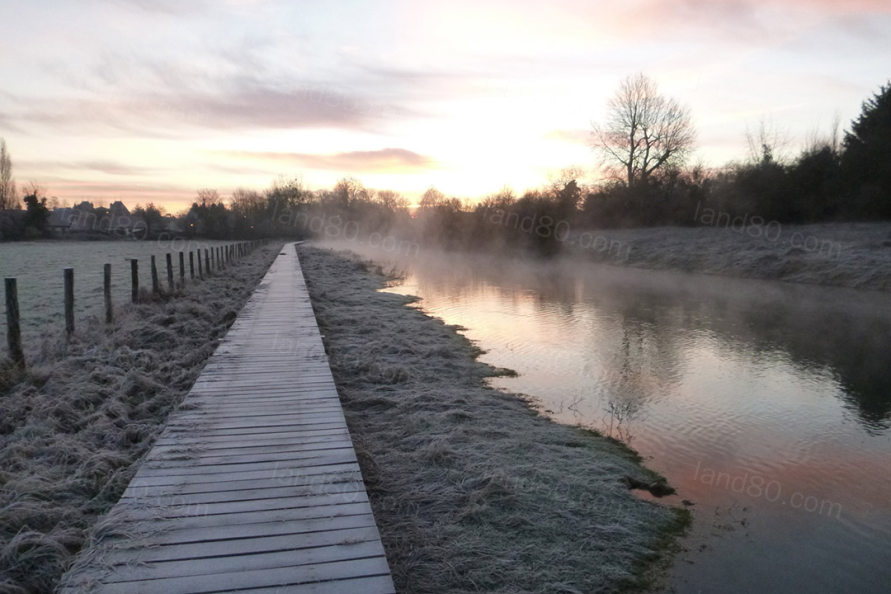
[392,251,891,433]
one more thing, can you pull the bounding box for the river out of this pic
[336,242,891,593]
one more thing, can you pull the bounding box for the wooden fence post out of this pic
[131,259,139,303]
[64,268,74,336]
[4,278,24,368]
[166,253,174,292]
[179,251,185,287]
[198,250,204,279]
[104,263,113,324]
[151,255,160,295]
[204,249,210,275]
[189,251,195,280]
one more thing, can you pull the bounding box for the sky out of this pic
[1,0,889,213]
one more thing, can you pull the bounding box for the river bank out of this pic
[298,244,688,593]
[571,221,891,292]
[0,242,282,593]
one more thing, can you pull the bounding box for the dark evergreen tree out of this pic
[842,82,891,218]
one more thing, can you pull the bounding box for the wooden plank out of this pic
[153,428,350,447]
[141,446,358,470]
[60,244,394,592]
[106,502,376,535]
[233,575,396,594]
[76,557,393,593]
[164,410,348,425]
[94,526,384,564]
[162,421,348,437]
[147,450,358,469]
[119,494,375,521]
[131,464,360,486]
[98,540,387,582]
[129,465,361,490]
[149,441,357,462]
[100,513,380,547]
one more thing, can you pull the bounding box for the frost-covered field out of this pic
[0,239,237,358]
[572,222,891,292]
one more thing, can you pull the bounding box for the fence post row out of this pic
[4,242,267,361]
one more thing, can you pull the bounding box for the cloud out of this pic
[773,0,891,12]
[599,0,891,46]
[544,129,591,146]
[96,0,209,15]
[220,148,438,173]
[0,112,25,134]
[18,160,158,176]
[5,82,388,137]
[165,85,376,129]
[37,178,190,200]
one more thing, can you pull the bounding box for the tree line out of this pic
[1,78,888,255]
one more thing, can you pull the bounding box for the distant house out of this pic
[47,208,76,233]
[105,201,144,237]
[44,200,153,238]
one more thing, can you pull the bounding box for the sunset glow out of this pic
[1,0,889,212]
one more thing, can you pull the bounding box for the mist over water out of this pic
[323,239,891,593]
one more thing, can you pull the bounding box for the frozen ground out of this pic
[299,244,688,594]
[0,243,282,593]
[571,222,891,292]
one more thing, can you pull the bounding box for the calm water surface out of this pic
[347,244,891,593]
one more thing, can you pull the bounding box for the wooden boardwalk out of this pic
[60,244,395,593]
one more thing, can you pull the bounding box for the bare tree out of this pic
[375,189,408,211]
[592,73,695,187]
[419,186,445,209]
[196,188,222,206]
[0,138,17,209]
[745,118,790,165]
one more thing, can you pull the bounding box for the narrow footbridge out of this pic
[60,244,395,593]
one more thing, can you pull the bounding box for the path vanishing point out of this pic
[59,244,395,593]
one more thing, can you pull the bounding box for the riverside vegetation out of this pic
[299,244,689,593]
